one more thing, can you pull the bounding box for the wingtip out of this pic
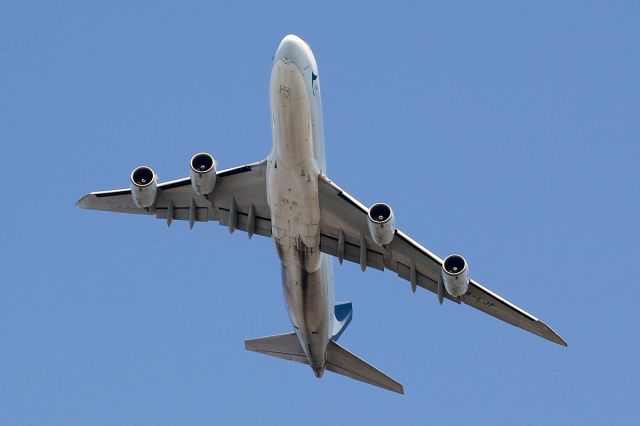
[549,334,568,347]
[380,379,404,395]
[380,378,405,395]
[549,330,568,347]
[538,320,567,347]
[75,194,90,209]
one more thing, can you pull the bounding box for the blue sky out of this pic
[1,1,639,425]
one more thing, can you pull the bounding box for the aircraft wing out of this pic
[317,174,566,346]
[76,160,272,237]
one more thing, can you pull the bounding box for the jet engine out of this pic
[441,254,469,297]
[190,152,217,195]
[367,203,395,246]
[130,166,157,208]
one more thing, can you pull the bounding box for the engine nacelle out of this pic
[367,203,395,246]
[190,152,217,195]
[442,254,470,297]
[130,166,157,208]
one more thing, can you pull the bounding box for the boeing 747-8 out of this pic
[77,34,566,394]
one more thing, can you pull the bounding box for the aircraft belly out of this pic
[268,58,330,371]
[280,260,330,368]
[268,59,322,272]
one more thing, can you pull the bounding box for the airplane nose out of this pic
[275,34,312,64]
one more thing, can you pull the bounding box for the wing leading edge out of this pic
[317,174,566,347]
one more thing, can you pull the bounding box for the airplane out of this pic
[77,34,566,394]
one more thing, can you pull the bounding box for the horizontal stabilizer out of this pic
[245,332,404,394]
[326,340,404,394]
[244,332,308,364]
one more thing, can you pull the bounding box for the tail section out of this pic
[244,331,404,394]
[332,301,353,341]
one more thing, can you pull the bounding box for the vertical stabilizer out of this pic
[332,302,353,341]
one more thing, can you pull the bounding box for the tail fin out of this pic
[244,332,404,394]
[332,301,353,341]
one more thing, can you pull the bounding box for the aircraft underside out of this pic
[77,34,565,395]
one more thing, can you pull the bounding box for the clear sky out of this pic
[1,1,639,425]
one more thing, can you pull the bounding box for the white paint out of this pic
[266,34,333,377]
[367,202,396,246]
[130,166,157,208]
[189,152,217,195]
[442,254,470,296]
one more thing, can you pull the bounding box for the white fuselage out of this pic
[266,35,333,377]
